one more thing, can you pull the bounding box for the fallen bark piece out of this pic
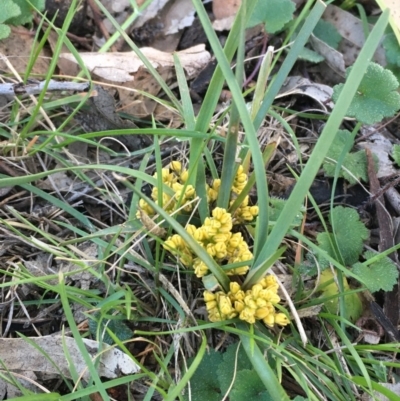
[0,335,140,381]
[59,44,211,82]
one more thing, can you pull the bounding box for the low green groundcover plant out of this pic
[0,0,44,39]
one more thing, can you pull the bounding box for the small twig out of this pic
[0,79,90,97]
[87,0,118,52]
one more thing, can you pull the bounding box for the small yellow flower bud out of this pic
[163,239,176,251]
[256,298,267,308]
[228,232,242,249]
[206,243,216,257]
[227,265,249,276]
[214,242,227,259]
[260,289,280,304]
[207,188,219,202]
[261,275,279,291]
[218,294,234,315]
[263,314,275,327]
[170,161,182,173]
[240,308,256,324]
[255,307,271,320]
[180,170,189,183]
[151,187,158,200]
[212,179,221,191]
[213,233,230,243]
[244,295,257,310]
[186,224,197,236]
[208,310,221,322]
[230,281,241,294]
[193,259,208,277]
[250,206,259,216]
[206,300,217,310]
[240,208,254,221]
[204,291,216,302]
[274,313,290,326]
[234,300,244,312]
[251,284,263,298]
[172,182,183,192]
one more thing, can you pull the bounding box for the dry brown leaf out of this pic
[212,0,241,20]
[0,335,139,381]
[60,44,210,82]
[0,29,50,75]
[323,5,386,67]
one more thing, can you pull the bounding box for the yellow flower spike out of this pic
[274,313,290,326]
[229,282,246,303]
[163,234,193,266]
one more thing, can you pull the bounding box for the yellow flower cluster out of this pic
[207,165,259,224]
[138,161,195,216]
[138,162,258,226]
[204,276,290,327]
[163,207,252,277]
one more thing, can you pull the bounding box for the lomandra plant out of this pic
[138,161,290,329]
[130,0,395,399]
